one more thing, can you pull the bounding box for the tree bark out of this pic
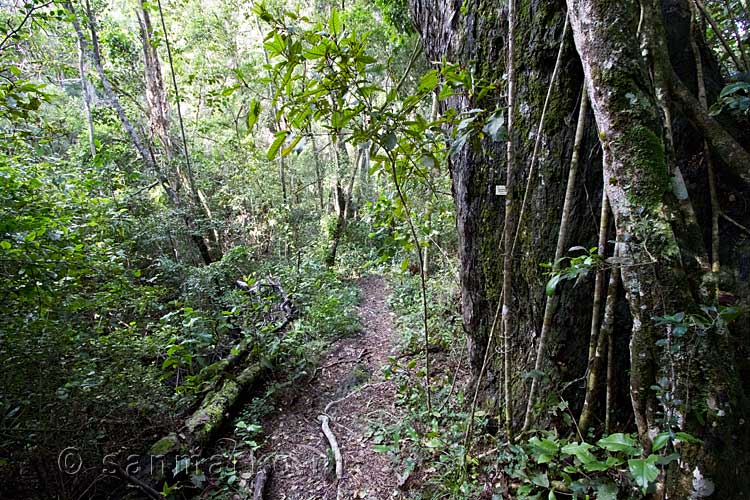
[566,1,747,494]
[70,4,96,158]
[412,0,750,494]
[411,0,598,426]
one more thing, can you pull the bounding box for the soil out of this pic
[241,275,405,500]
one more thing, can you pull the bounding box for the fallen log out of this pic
[184,362,266,447]
[129,276,298,492]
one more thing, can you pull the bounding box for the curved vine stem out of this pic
[517,14,572,432]
[522,87,587,432]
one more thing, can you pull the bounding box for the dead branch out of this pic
[323,382,386,415]
[113,464,161,500]
[721,212,750,235]
[309,348,368,382]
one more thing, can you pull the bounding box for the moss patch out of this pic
[149,433,181,455]
[617,125,670,209]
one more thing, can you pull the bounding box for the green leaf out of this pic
[268,131,290,160]
[382,132,397,151]
[522,369,545,380]
[329,8,342,36]
[482,109,506,142]
[654,453,679,465]
[719,81,750,98]
[674,432,702,444]
[0,240,11,250]
[281,134,302,157]
[530,472,549,488]
[304,42,329,59]
[246,99,262,132]
[652,432,670,452]
[438,85,454,99]
[628,456,659,494]
[561,441,596,464]
[582,455,622,472]
[528,437,559,464]
[421,155,436,169]
[594,481,619,500]
[545,274,561,297]
[597,433,640,455]
[418,70,439,93]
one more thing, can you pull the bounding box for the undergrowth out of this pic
[0,241,360,498]
[370,269,685,499]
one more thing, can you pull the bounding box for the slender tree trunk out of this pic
[309,127,325,211]
[136,4,173,163]
[69,6,96,158]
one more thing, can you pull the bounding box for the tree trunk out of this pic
[411,0,598,424]
[71,7,96,158]
[412,0,750,494]
[136,4,173,163]
[72,0,214,266]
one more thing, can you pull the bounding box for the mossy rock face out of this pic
[149,433,181,456]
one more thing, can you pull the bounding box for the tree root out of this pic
[252,464,272,500]
[318,415,344,480]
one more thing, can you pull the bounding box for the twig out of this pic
[692,0,746,71]
[437,340,467,413]
[0,2,53,52]
[323,382,385,415]
[721,212,750,235]
[395,39,423,94]
[387,153,432,413]
[318,415,344,480]
[309,349,368,382]
[127,180,160,198]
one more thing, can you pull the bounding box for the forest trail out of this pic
[244,275,403,499]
